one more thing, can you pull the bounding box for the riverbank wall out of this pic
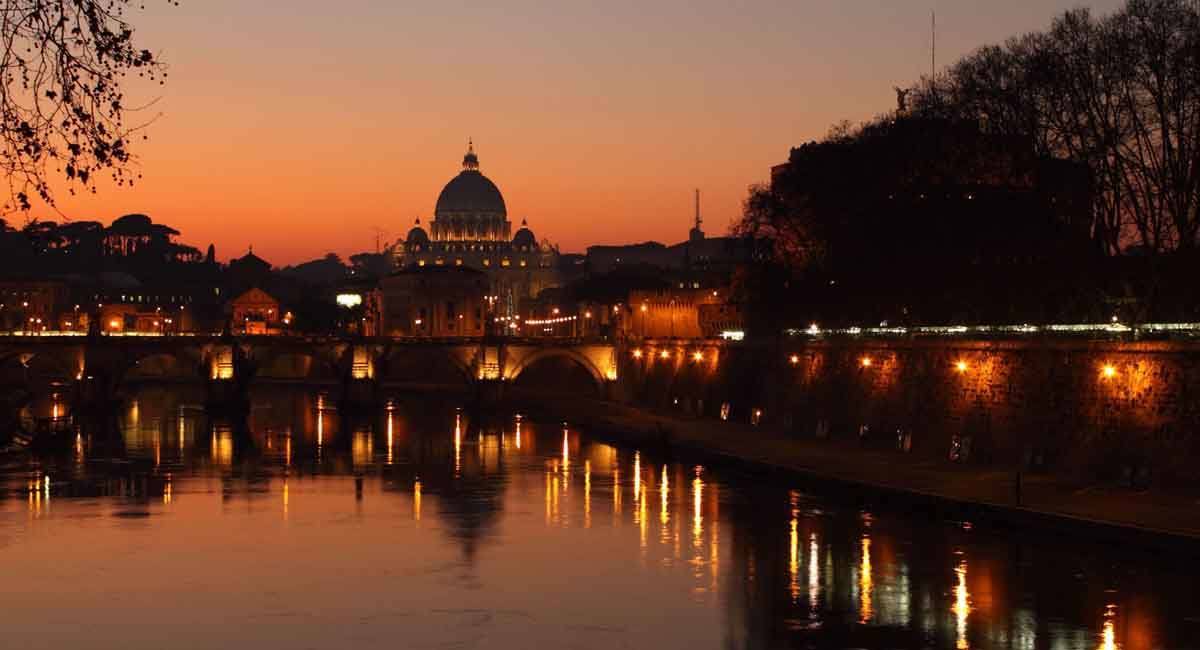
[617,338,1200,487]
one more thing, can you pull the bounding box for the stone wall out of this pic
[619,338,1200,486]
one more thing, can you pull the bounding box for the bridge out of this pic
[0,334,625,410]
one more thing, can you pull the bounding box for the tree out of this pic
[909,0,1200,255]
[1,1,170,216]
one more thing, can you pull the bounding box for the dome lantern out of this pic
[462,139,479,171]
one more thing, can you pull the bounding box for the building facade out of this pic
[227,287,283,335]
[380,267,489,337]
[393,143,560,313]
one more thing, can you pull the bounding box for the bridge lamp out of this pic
[660,350,670,360]
[860,356,873,368]
[640,304,648,313]
[632,349,643,359]
[584,311,592,319]
[789,354,800,365]
[552,307,560,315]
[1102,364,1118,379]
[955,360,969,373]
[692,351,704,362]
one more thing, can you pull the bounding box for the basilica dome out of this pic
[434,144,507,217]
[512,219,536,249]
[406,218,429,245]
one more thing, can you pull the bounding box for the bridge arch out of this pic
[382,346,473,387]
[107,344,212,385]
[121,351,200,381]
[506,347,607,393]
[253,350,335,381]
[0,346,83,382]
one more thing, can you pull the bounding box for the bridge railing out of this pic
[0,332,643,346]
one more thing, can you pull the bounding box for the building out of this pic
[393,143,560,312]
[98,303,189,334]
[334,279,383,336]
[380,266,489,337]
[625,287,733,339]
[0,278,72,332]
[227,248,272,296]
[227,287,284,335]
[585,191,759,278]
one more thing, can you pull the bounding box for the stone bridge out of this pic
[0,334,624,408]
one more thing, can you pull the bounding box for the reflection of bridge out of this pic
[0,335,624,406]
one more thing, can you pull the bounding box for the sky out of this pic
[28,0,1124,264]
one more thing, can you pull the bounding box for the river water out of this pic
[1,386,1197,649]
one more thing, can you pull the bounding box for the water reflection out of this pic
[0,385,1194,649]
[955,557,971,649]
[1099,604,1118,650]
[859,534,873,624]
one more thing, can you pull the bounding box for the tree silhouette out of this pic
[909,0,1200,254]
[1,0,171,217]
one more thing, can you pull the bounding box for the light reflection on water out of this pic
[0,387,1192,649]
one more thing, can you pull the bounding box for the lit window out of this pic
[483,259,491,266]
[519,260,527,267]
[501,259,511,267]
[455,259,463,266]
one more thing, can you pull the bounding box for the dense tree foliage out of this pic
[909,0,1200,254]
[0,213,204,275]
[1,0,170,215]
[738,0,1200,329]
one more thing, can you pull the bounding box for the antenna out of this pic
[371,226,388,254]
[931,10,936,79]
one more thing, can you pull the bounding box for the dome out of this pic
[512,219,536,248]
[406,218,429,245]
[434,142,507,217]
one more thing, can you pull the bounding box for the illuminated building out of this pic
[393,142,562,312]
[380,266,488,337]
[625,288,741,339]
[227,287,283,335]
[0,279,71,332]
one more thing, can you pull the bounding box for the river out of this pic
[0,386,1196,649]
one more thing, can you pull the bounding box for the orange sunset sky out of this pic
[27,0,1123,265]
